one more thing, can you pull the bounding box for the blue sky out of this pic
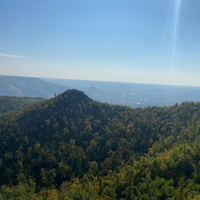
[1,0,200,86]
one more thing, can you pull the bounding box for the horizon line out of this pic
[1,73,200,89]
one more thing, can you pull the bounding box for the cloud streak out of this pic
[0,53,25,58]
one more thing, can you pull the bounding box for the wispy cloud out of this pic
[0,53,25,58]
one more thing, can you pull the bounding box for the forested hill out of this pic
[0,96,45,114]
[1,89,200,199]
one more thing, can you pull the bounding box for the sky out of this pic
[1,0,200,86]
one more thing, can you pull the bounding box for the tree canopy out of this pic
[1,89,200,199]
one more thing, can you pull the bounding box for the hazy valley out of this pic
[2,75,200,108]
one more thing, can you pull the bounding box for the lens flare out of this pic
[162,0,182,69]
[170,0,182,65]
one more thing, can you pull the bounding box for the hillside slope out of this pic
[0,76,68,98]
[0,96,45,114]
[1,90,200,199]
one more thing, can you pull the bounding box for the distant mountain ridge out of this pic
[2,75,200,107]
[0,75,68,98]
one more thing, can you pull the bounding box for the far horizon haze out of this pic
[1,0,200,87]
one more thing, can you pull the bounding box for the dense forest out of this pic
[0,96,45,115]
[1,89,200,199]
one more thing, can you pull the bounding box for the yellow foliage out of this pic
[192,196,200,200]
[39,189,59,200]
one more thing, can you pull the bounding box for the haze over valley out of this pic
[44,77,200,107]
[2,75,200,108]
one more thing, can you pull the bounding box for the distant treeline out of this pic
[0,96,44,114]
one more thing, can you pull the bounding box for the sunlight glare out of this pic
[170,0,182,67]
